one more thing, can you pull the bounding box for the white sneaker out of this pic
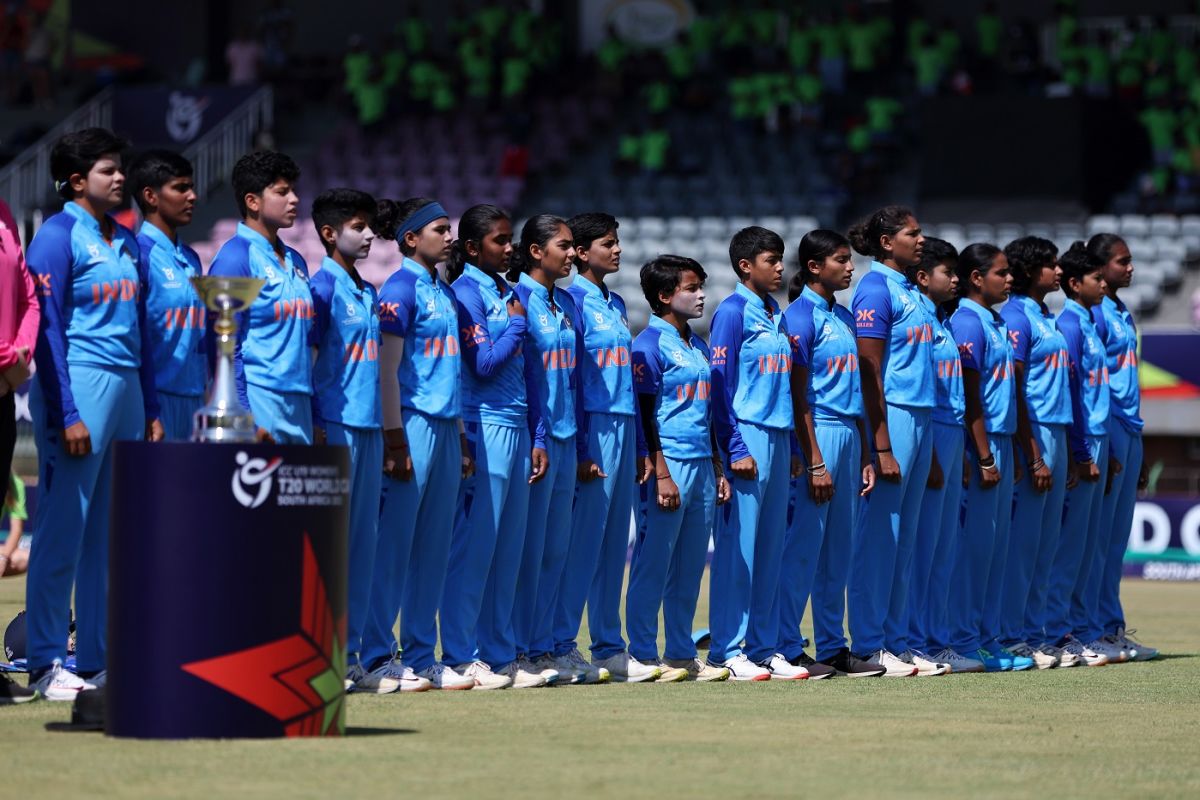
[345,662,400,694]
[33,661,94,702]
[1118,628,1159,661]
[594,652,661,683]
[554,648,610,684]
[525,655,560,685]
[652,660,689,683]
[1043,643,1079,668]
[454,661,512,690]
[363,658,433,692]
[933,647,985,674]
[1087,637,1127,664]
[903,649,949,676]
[664,657,730,682]
[715,653,771,681]
[1061,636,1108,667]
[867,649,917,677]
[758,653,809,680]
[1011,642,1057,670]
[496,660,548,688]
[416,662,475,690]
[83,670,107,689]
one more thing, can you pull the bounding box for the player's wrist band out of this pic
[807,461,826,474]
[1030,457,1045,471]
[875,447,892,454]
[979,453,996,469]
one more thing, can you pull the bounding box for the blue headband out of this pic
[400,202,448,238]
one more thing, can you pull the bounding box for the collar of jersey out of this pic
[1062,297,1096,323]
[462,263,510,296]
[321,256,371,298]
[236,222,290,263]
[1102,294,1127,315]
[518,271,555,305]
[647,313,693,345]
[959,296,1002,325]
[573,274,611,303]
[65,201,128,255]
[874,262,910,288]
[401,256,440,285]
[138,220,188,263]
[1012,292,1052,318]
[800,284,835,310]
[734,281,779,314]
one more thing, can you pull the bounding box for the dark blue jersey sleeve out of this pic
[1002,305,1032,364]
[25,216,80,428]
[709,300,749,463]
[851,272,894,340]
[455,279,527,378]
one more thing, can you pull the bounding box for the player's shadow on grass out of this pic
[345,726,416,736]
[1146,653,1193,661]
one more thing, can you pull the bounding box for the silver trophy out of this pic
[190,276,265,443]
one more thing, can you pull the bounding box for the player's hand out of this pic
[1106,456,1123,495]
[716,474,732,505]
[808,467,833,505]
[655,473,681,511]
[1081,460,1100,484]
[1138,461,1149,491]
[529,447,548,484]
[255,426,275,444]
[3,349,31,387]
[0,376,9,398]
[637,455,654,484]
[63,420,92,457]
[146,418,165,443]
[461,434,475,479]
[730,455,757,480]
[1066,460,1079,490]
[507,295,527,317]
[577,458,607,483]
[877,451,901,483]
[385,444,414,481]
[790,454,803,479]
[979,461,1001,489]
[861,462,877,497]
[927,455,944,489]
[313,426,327,446]
[1031,461,1052,493]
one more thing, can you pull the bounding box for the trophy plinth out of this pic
[190,276,265,443]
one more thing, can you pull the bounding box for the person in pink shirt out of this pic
[0,198,41,492]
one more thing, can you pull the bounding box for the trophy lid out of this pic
[190,276,266,313]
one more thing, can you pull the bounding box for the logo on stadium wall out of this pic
[165,92,212,143]
[232,451,283,508]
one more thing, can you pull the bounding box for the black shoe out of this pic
[819,647,886,677]
[790,651,836,680]
[0,674,37,704]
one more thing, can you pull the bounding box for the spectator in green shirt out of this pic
[977,3,1002,59]
[1,474,29,578]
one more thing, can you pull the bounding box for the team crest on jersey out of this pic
[265,265,277,281]
[539,313,549,327]
[163,267,176,281]
[822,323,834,337]
[899,292,913,307]
[671,349,685,365]
[346,302,357,317]
[87,243,102,259]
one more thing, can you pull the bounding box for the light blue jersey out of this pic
[209,223,313,408]
[26,201,159,426]
[566,278,635,416]
[1001,294,1071,425]
[309,258,381,429]
[514,272,587,458]
[851,264,936,409]
[453,264,527,427]
[377,257,461,419]
[632,315,712,460]
[1096,295,1143,432]
[1058,299,1110,461]
[785,285,861,422]
[922,296,964,426]
[709,282,793,463]
[951,297,1016,435]
[136,223,206,397]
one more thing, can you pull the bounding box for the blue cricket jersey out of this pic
[951,297,1016,435]
[136,222,206,397]
[923,295,965,426]
[566,277,635,417]
[209,222,313,408]
[1058,299,1111,460]
[453,263,528,427]
[377,257,461,420]
[26,201,159,428]
[1096,295,1143,432]
[632,315,713,460]
[514,272,587,458]
[709,282,793,463]
[851,264,936,409]
[1001,294,1071,426]
[784,285,862,422]
[309,258,382,429]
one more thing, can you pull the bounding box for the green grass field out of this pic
[2,573,1198,798]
